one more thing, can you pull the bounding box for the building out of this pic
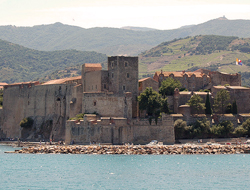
[153,69,241,91]
[0,56,175,144]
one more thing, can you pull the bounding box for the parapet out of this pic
[4,81,40,89]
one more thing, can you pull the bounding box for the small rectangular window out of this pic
[124,61,128,67]
[112,73,114,78]
[103,84,106,89]
[123,85,126,91]
[127,73,129,78]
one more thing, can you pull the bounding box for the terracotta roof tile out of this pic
[84,63,102,68]
[0,82,8,89]
[155,71,206,78]
[42,76,81,85]
[213,86,226,89]
[226,86,250,90]
[139,77,157,82]
[5,81,39,87]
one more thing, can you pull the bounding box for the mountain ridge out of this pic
[1,18,250,55]
[0,39,106,83]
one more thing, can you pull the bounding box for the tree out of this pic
[240,118,250,136]
[160,97,169,114]
[232,100,238,114]
[233,125,247,137]
[210,120,234,138]
[174,119,187,139]
[205,92,212,115]
[191,118,211,138]
[159,77,182,97]
[225,103,232,113]
[20,117,34,128]
[138,87,161,117]
[187,94,205,114]
[213,89,230,114]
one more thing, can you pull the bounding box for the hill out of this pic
[0,39,107,83]
[139,35,250,86]
[1,18,250,55]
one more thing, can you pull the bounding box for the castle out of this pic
[0,56,174,144]
[0,56,247,144]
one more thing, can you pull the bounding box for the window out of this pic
[111,61,114,68]
[103,84,107,89]
[127,73,129,78]
[93,101,96,106]
[111,72,114,78]
[124,61,128,67]
[123,85,126,91]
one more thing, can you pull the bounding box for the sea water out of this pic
[1,145,250,190]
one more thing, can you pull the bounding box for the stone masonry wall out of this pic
[1,83,78,140]
[82,92,132,119]
[65,114,175,145]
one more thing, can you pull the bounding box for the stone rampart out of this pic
[65,114,175,145]
[1,82,80,140]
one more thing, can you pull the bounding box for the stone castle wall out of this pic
[82,92,132,119]
[65,114,175,145]
[209,71,241,86]
[1,83,81,140]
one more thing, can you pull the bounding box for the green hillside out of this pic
[0,39,107,83]
[1,18,250,55]
[139,35,250,86]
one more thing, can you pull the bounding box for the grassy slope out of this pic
[0,39,107,83]
[139,35,250,86]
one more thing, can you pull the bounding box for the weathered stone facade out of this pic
[153,69,241,91]
[1,81,82,140]
[65,114,175,145]
[138,77,158,93]
[211,86,250,114]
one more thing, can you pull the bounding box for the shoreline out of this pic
[4,144,250,155]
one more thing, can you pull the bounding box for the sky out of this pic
[1,0,250,30]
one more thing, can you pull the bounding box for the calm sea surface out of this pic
[1,145,250,190]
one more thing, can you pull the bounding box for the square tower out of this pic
[108,56,138,117]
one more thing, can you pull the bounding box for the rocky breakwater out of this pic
[8,144,250,154]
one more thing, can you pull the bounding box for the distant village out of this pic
[0,56,249,145]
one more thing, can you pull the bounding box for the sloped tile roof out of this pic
[42,76,81,85]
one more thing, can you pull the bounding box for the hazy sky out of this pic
[1,0,250,30]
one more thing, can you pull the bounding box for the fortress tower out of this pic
[108,56,138,117]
